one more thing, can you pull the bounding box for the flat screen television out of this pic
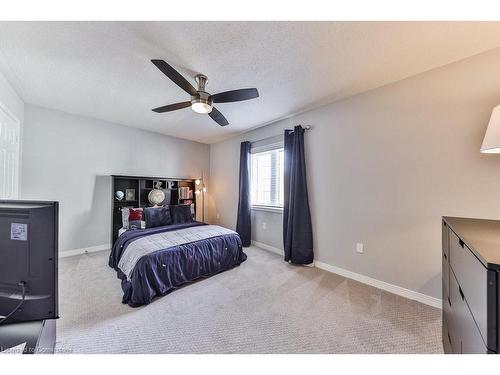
[0,201,58,324]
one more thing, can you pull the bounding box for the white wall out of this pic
[0,71,23,124]
[0,70,24,196]
[21,105,210,253]
[210,46,500,300]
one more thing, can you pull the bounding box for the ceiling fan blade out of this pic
[211,88,259,103]
[152,101,191,113]
[151,59,198,96]
[208,107,229,126]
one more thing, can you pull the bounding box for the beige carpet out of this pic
[56,246,443,354]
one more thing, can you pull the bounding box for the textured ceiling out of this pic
[2,21,500,144]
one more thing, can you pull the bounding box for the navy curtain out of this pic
[283,126,313,264]
[236,141,251,247]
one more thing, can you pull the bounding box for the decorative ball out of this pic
[148,189,165,206]
[115,190,124,201]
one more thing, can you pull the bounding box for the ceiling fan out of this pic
[151,59,259,127]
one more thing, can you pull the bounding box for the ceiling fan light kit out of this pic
[191,75,213,114]
[151,59,259,126]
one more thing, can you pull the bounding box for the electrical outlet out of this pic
[262,222,267,230]
[356,243,364,254]
[216,213,220,220]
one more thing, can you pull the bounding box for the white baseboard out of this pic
[314,261,442,309]
[251,241,316,267]
[59,244,110,258]
[250,240,441,309]
[251,240,283,256]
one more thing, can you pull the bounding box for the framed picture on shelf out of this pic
[125,189,136,201]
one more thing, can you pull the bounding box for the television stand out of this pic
[0,319,56,354]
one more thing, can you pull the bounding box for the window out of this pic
[251,147,284,209]
[0,105,20,199]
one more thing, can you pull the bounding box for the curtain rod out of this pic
[250,125,312,146]
[289,125,312,133]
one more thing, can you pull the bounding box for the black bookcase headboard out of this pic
[111,175,196,245]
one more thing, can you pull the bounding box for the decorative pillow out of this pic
[128,208,143,221]
[170,204,193,224]
[128,220,146,230]
[143,206,172,228]
[121,207,143,229]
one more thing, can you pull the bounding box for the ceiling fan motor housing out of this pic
[191,74,213,109]
[195,74,208,91]
[191,90,212,106]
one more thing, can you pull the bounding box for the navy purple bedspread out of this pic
[108,222,247,307]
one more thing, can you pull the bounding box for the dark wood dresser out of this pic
[442,217,500,354]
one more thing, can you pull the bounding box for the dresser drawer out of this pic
[449,271,488,353]
[442,220,449,260]
[449,229,488,342]
[442,318,453,354]
[443,250,450,302]
[447,275,461,353]
[442,247,453,353]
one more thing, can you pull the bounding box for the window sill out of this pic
[251,205,283,214]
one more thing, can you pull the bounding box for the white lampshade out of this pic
[481,105,500,153]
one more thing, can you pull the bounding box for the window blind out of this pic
[250,134,283,154]
[250,139,284,208]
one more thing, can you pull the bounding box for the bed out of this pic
[108,221,247,307]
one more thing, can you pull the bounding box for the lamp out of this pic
[481,105,500,153]
[195,172,207,222]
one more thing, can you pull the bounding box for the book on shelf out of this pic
[179,187,193,200]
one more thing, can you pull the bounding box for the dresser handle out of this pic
[443,253,447,260]
[459,286,465,300]
[448,332,452,345]
[459,239,464,248]
[448,297,451,306]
